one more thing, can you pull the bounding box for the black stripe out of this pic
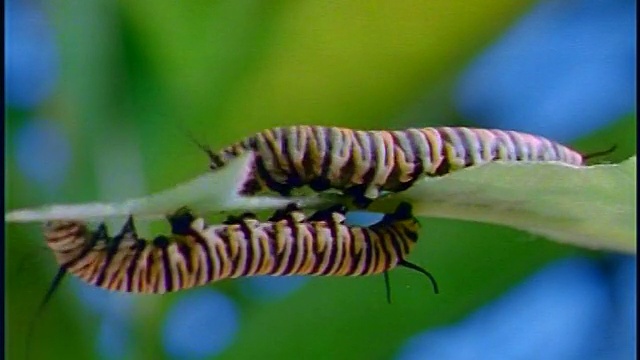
[97,217,137,287]
[328,222,345,275]
[281,225,297,276]
[95,233,125,287]
[361,228,374,275]
[286,215,302,274]
[176,241,193,273]
[282,128,303,187]
[262,129,288,182]
[346,229,361,275]
[125,239,147,292]
[391,131,423,192]
[175,241,192,289]
[504,131,524,161]
[145,248,155,290]
[62,223,106,269]
[254,154,291,196]
[407,130,426,180]
[456,128,477,166]
[265,227,278,274]
[153,236,173,292]
[386,226,407,261]
[433,128,454,176]
[318,127,333,181]
[253,225,268,275]
[193,234,214,283]
[310,226,326,275]
[219,228,240,277]
[262,130,281,165]
[407,129,430,173]
[217,228,233,263]
[386,131,402,189]
[347,130,364,180]
[551,141,564,162]
[266,227,284,274]
[242,236,254,277]
[361,131,377,185]
[289,218,304,274]
[235,221,254,276]
[320,223,340,275]
[403,225,419,243]
[162,247,173,292]
[484,130,499,160]
[374,228,392,271]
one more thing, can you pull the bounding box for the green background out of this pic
[5,1,636,359]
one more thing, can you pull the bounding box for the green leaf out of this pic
[370,156,637,254]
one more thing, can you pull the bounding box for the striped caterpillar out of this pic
[200,126,608,207]
[41,203,438,301]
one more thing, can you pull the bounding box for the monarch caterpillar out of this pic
[41,202,437,300]
[200,126,611,206]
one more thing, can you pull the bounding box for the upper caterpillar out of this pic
[201,126,597,207]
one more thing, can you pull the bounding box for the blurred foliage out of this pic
[5,1,634,360]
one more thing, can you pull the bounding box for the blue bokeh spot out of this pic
[455,0,636,142]
[345,211,384,227]
[96,316,131,360]
[14,119,72,190]
[70,278,134,318]
[239,276,308,302]
[603,255,637,360]
[395,257,614,360]
[162,289,239,359]
[5,0,59,108]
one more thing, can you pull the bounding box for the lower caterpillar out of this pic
[199,126,611,207]
[41,202,437,300]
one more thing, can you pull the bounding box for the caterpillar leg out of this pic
[398,259,439,295]
[344,184,375,209]
[95,216,138,286]
[308,177,332,192]
[167,207,197,235]
[223,212,258,225]
[306,204,348,222]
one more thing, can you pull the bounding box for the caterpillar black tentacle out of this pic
[582,144,617,161]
